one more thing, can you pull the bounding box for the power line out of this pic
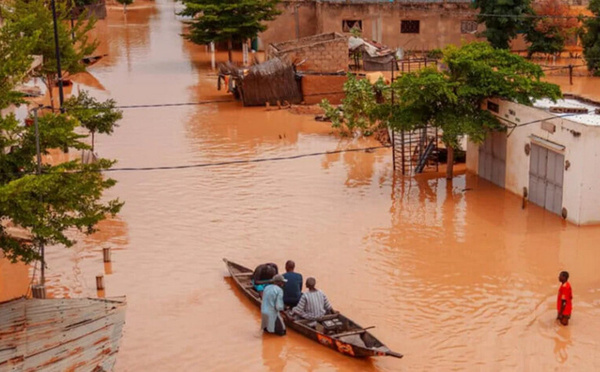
[104,145,390,172]
[115,99,233,109]
[20,145,389,176]
[477,13,600,20]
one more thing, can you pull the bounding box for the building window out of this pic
[342,20,362,33]
[401,20,420,34]
[461,21,478,34]
[487,101,500,113]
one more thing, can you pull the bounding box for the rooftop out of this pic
[533,97,600,126]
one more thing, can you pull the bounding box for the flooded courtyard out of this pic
[3,1,600,371]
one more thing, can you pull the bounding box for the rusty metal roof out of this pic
[0,296,126,371]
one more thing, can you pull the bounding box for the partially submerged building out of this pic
[267,32,349,73]
[259,0,481,53]
[466,96,600,225]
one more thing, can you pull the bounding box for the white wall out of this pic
[579,127,600,224]
[467,99,599,225]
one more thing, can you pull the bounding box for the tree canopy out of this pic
[320,75,386,136]
[388,43,561,177]
[2,0,98,107]
[179,0,281,60]
[473,0,534,49]
[582,0,600,75]
[64,91,123,152]
[0,19,38,109]
[321,43,562,179]
[0,10,122,264]
[525,0,579,58]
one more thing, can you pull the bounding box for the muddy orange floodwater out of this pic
[3,1,600,371]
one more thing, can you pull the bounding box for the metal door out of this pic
[528,144,564,215]
[478,131,506,187]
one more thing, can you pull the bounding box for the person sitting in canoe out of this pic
[261,274,287,336]
[290,277,337,320]
[252,263,278,294]
[282,260,303,308]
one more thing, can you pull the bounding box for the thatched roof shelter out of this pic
[219,58,302,107]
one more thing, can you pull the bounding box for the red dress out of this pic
[557,282,573,315]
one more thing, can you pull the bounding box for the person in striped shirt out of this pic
[291,277,337,320]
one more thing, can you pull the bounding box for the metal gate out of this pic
[528,144,564,215]
[478,131,506,187]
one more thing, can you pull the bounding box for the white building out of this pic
[466,96,600,225]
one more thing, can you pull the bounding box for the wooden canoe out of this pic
[223,258,403,359]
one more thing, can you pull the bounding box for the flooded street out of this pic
[3,1,600,370]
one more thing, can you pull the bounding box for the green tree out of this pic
[525,23,565,58]
[0,111,123,263]
[387,42,561,179]
[582,0,600,75]
[3,0,98,109]
[64,91,123,152]
[525,0,579,58]
[474,0,534,49]
[0,18,39,109]
[0,10,122,264]
[319,74,387,136]
[179,0,281,62]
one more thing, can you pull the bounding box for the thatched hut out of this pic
[219,58,302,107]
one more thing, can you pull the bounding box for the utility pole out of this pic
[31,107,46,299]
[391,56,396,172]
[33,107,45,286]
[50,0,65,111]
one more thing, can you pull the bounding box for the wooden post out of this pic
[401,130,406,175]
[446,145,454,180]
[103,247,111,263]
[96,275,105,290]
[242,40,249,66]
[210,42,215,70]
[568,64,573,85]
[31,284,46,299]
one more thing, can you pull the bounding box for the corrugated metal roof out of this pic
[0,296,126,371]
[319,0,471,3]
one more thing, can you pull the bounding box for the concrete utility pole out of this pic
[31,106,47,299]
[33,107,45,286]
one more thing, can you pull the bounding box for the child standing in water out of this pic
[557,271,573,326]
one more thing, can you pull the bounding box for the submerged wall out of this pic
[260,1,481,52]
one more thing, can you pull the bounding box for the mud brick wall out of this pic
[301,74,347,105]
[280,38,348,73]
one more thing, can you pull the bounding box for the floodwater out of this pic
[3,1,600,371]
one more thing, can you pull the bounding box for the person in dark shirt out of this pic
[282,260,303,308]
[252,263,278,294]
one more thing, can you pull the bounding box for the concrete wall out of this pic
[466,99,600,225]
[260,2,318,48]
[261,1,482,52]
